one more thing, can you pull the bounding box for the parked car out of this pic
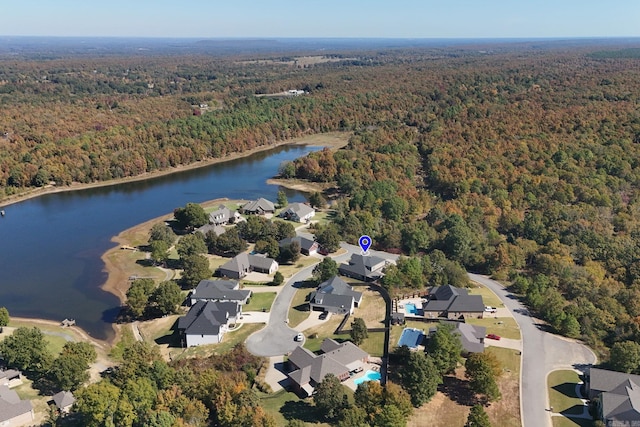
[486,333,501,340]
[484,306,497,313]
[295,333,304,342]
[319,312,329,320]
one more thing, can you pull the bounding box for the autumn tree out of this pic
[465,353,501,403]
[350,317,368,345]
[314,373,348,421]
[609,341,640,374]
[397,350,441,407]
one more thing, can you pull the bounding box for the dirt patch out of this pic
[266,178,331,193]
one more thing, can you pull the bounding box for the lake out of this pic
[0,144,319,340]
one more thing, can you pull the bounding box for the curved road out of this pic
[469,273,597,427]
[245,238,398,357]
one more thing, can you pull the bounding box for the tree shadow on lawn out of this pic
[280,400,320,424]
[439,375,476,407]
[552,382,580,399]
[155,320,181,348]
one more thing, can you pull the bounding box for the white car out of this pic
[295,333,304,342]
[484,306,497,313]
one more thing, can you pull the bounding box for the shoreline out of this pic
[6,132,351,347]
[0,132,346,209]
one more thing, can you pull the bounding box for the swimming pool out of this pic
[398,327,425,348]
[405,303,417,314]
[354,370,381,386]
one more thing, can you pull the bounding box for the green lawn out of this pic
[548,370,588,416]
[468,284,504,308]
[171,323,263,360]
[486,346,521,375]
[358,331,386,357]
[552,417,595,427]
[288,288,313,328]
[245,292,277,312]
[259,389,330,426]
[466,316,521,340]
[388,321,430,350]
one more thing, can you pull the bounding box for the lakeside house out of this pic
[208,204,242,225]
[339,253,391,282]
[195,223,226,237]
[421,285,485,320]
[288,338,369,397]
[278,236,319,256]
[0,385,34,426]
[190,279,251,305]
[217,253,278,279]
[279,202,315,223]
[309,276,362,315]
[178,300,240,347]
[587,367,640,425]
[241,198,275,215]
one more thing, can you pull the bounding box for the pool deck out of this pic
[343,362,381,391]
[397,297,426,317]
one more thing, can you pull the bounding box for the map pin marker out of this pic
[359,235,372,255]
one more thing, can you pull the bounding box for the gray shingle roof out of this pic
[339,254,387,280]
[0,385,32,423]
[195,223,226,237]
[452,322,486,353]
[288,339,368,389]
[178,300,238,336]
[590,367,640,423]
[283,203,315,220]
[52,390,75,409]
[219,253,276,275]
[423,285,484,314]
[193,279,250,302]
[209,205,233,225]
[279,236,318,253]
[243,198,275,214]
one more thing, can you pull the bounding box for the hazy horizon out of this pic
[4,0,639,39]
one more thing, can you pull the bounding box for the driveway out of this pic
[468,273,597,427]
[245,236,398,357]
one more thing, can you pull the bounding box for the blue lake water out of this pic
[0,144,319,340]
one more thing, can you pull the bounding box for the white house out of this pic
[178,300,240,347]
[280,202,315,223]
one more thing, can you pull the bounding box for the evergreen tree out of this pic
[350,318,369,345]
[465,404,492,427]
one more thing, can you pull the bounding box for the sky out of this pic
[3,0,639,39]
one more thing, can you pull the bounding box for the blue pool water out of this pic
[405,303,417,314]
[398,328,425,348]
[354,370,381,385]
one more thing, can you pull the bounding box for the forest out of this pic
[3,41,640,368]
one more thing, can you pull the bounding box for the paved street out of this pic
[468,273,597,427]
[245,235,398,357]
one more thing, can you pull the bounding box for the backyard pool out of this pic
[354,370,382,386]
[405,303,417,314]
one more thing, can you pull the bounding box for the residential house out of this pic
[51,390,75,414]
[280,202,315,223]
[0,370,22,388]
[339,254,390,282]
[421,285,484,320]
[217,253,278,279]
[309,276,362,315]
[194,223,226,237]
[0,385,34,426]
[178,300,240,347]
[208,204,241,225]
[190,279,251,305]
[278,236,319,256]
[241,198,275,215]
[288,338,369,397]
[428,322,486,354]
[587,367,640,426]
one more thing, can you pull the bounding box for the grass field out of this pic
[548,370,588,417]
[171,323,263,360]
[278,257,319,279]
[259,389,331,426]
[245,292,277,312]
[467,316,521,340]
[288,287,314,328]
[358,331,386,357]
[552,417,594,427]
[303,315,348,352]
[357,288,386,329]
[468,284,504,308]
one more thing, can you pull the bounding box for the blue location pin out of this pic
[358,235,372,255]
